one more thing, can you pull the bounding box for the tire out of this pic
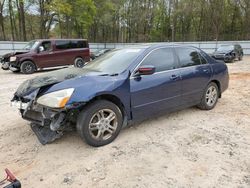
[74,57,85,68]
[1,62,9,70]
[20,61,36,74]
[197,82,219,110]
[77,100,123,147]
[1,66,9,70]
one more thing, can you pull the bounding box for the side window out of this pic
[70,40,87,48]
[55,40,71,49]
[40,41,52,52]
[140,48,176,72]
[176,47,201,67]
[199,54,208,64]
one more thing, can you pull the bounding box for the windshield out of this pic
[217,45,234,51]
[23,40,40,50]
[84,48,144,74]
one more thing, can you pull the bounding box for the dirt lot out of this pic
[0,57,250,188]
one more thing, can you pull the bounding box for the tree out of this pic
[0,0,6,40]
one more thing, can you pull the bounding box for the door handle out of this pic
[203,69,209,73]
[170,75,180,81]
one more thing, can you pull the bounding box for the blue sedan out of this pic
[12,44,229,146]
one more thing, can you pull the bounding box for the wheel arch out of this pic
[85,94,129,126]
[210,80,221,98]
[75,56,84,59]
[20,59,37,70]
[74,56,86,62]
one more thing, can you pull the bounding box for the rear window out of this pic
[176,47,202,67]
[55,40,88,49]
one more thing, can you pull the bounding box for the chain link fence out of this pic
[1,41,250,56]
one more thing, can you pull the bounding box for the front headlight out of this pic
[10,56,17,62]
[37,88,74,108]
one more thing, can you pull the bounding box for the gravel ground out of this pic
[0,57,249,188]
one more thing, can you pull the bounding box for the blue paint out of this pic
[35,44,229,122]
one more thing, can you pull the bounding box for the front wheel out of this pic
[77,100,123,147]
[20,61,36,74]
[197,82,219,110]
[1,62,9,70]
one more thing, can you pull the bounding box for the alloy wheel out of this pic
[206,86,218,107]
[88,109,118,141]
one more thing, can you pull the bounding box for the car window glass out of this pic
[140,48,176,72]
[176,47,201,67]
[217,45,234,51]
[70,40,87,48]
[84,48,143,74]
[23,40,39,50]
[40,41,52,51]
[55,40,71,49]
[199,54,207,64]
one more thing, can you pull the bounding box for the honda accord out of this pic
[11,44,229,147]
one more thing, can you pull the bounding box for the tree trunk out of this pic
[19,0,27,41]
[8,0,15,40]
[0,0,6,40]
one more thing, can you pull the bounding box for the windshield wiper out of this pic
[109,73,119,76]
[99,73,119,77]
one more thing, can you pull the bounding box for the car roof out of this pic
[117,43,200,50]
[36,39,88,42]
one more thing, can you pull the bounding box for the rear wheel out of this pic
[20,61,36,74]
[74,57,85,68]
[77,100,123,147]
[197,82,219,110]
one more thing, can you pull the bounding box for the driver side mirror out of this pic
[38,46,45,53]
[135,65,155,76]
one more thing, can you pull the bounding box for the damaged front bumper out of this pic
[11,94,82,145]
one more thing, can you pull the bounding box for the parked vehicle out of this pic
[0,40,35,71]
[90,49,111,60]
[2,39,90,74]
[212,44,243,63]
[11,44,229,147]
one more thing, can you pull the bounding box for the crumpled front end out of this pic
[11,68,89,144]
[11,67,125,144]
[12,90,82,144]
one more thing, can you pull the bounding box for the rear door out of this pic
[53,40,72,66]
[175,47,212,106]
[130,47,182,119]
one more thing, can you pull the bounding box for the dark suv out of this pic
[212,44,243,63]
[2,39,90,74]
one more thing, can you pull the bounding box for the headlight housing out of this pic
[10,56,17,62]
[37,88,74,108]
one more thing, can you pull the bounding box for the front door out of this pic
[130,47,182,120]
[34,41,60,68]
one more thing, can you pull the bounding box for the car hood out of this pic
[2,50,29,59]
[14,67,115,97]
